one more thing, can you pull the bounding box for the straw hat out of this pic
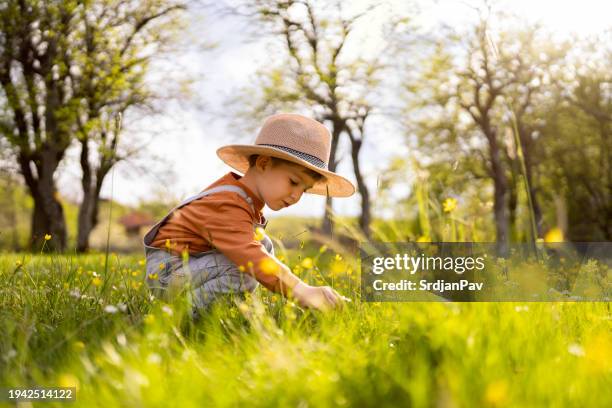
[217,113,355,197]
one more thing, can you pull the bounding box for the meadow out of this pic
[1,241,610,407]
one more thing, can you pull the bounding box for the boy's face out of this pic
[254,156,317,211]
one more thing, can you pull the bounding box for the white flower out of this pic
[161,305,173,316]
[104,305,119,314]
[567,343,585,357]
[116,333,127,347]
[147,353,161,364]
[117,303,127,312]
[70,289,81,298]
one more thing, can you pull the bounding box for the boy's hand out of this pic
[291,281,346,311]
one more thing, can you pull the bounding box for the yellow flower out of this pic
[416,236,430,243]
[254,227,266,241]
[165,239,172,249]
[138,260,145,266]
[15,260,23,267]
[484,380,507,406]
[544,227,564,243]
[144,314,155,325]
[238,265,245,272]
[132,271,139,277]
[58,373,80,391]
[259,257,280,275]
[442,197,457,213]
[301,257,314,269]
[319,245,328,253]
[159,262,165,270]
[92,277,102,287]
[131,281,142,289]
[44,234,52,241]
[149,273,158,280]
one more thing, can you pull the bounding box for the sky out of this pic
[56,0,611,219]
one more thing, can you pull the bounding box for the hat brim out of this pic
[216,145,356,198]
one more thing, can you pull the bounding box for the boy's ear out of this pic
[255,155,273,171]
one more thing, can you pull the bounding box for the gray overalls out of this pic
[142,185,273,312]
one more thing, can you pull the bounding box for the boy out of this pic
[143,113,355,314]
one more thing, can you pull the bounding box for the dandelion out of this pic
[44,234,52,241]
[544,227,564,243]
[254,227,266,241]
[132,271,139,277]
[15,260,23,267]
[58,373,80,391]
[143,314,155,325]
[159,262,165,270]
[138,259,145,266]
[238,303,249,313]
[484,380,507,406]
[149,273,158,280]
[442,197,457,213]
[131,281,142,289]
[301,257,314,269]
[259,258,279,275]
[104,305,119,314]
[92,277,102,287]
[238,265,246,272]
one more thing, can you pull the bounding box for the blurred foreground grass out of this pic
[0,250,610,407]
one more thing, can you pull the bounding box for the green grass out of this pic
[0,249,610,408]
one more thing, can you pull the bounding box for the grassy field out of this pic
[0,246,610,408]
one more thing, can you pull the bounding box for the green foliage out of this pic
[0,250,610,407]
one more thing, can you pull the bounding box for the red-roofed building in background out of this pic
[119,212,154,237]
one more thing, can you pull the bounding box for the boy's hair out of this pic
[248,155,325,182]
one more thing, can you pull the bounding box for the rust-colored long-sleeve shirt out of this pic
[150,172,300,294]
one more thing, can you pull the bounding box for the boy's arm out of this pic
[187,197,344,309]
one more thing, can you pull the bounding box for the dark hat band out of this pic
[257,143,327,169]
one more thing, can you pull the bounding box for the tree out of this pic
[223,0,403,237]
[541,31,611,240]
[71,0,187,252]
[0,0,188,251]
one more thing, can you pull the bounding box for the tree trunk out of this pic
[321,122,342,236]
[350,138,371,237]
[30,181,67,252]
[18,149,67,251]
[77,138,93,252]
[486,127,509,256]
[77,138,110,252]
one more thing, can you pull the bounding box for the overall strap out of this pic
[177,185,255,214]
[143,184,257,247]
